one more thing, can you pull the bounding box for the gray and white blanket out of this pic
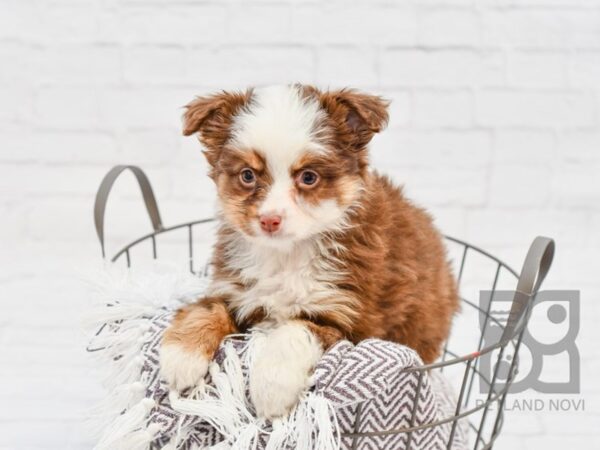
[88,266,468,450]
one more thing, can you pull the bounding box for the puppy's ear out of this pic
[319,88,389,151]
[183,89,252,166]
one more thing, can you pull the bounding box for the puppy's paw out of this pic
[249,323,322,419]
[159,343,209,391]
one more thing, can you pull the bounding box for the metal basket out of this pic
[93,165,555,450]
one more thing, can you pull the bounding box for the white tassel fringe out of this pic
[86,265,340,449]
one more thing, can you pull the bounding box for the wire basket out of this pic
[93,165,555,450]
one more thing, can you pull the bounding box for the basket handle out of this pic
[94,165,163,258]
[501,236,555,344]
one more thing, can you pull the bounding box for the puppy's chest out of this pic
[225,245,341,322]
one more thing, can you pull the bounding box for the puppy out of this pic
[160,85,459,419]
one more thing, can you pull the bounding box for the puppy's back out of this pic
[339,172,460,363]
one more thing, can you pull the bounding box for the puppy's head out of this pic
[183,85,389,249]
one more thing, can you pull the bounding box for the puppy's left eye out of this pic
[239,168,256,187]
[297,170,319,187]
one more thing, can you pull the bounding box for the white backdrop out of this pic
[1,0,599,448]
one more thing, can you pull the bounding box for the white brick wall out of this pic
[1,0,598,448]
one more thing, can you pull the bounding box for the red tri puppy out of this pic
[160,85,459,419]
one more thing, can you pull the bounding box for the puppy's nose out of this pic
[259,215,282,233]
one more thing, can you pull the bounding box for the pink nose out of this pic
[259,215,282,233]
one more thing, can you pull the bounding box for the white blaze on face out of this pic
[232,85,326,160]
[230,85,346,246]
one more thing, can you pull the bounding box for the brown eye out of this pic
[297,169,319,187]
[239,168,256,187]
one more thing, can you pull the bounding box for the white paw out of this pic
[159,343,209,391]
[249,323,323,419]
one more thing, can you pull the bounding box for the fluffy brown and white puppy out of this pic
[160,85,459,419]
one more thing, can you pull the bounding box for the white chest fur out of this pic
[210,236,343,323]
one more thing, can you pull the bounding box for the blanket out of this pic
[87,265,468,450]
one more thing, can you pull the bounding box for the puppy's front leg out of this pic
[249,320,343,419]
[160,296,237,391]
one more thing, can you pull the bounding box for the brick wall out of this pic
[1,0,598,448]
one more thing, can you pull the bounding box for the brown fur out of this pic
[327,174,458,362]
[297,319,345,351]
[183,89,253,170]
[162,297,238,359]
[165,85,459,367]
[213,149,271,236]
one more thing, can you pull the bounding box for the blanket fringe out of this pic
[167,339,341,450]
[94,398,157,450]
[87,267,341,449]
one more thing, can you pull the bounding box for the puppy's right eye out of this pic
[239,168,256,187]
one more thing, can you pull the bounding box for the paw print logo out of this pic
[478,290,580,394]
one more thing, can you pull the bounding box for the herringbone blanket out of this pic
[88,266,468,450]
